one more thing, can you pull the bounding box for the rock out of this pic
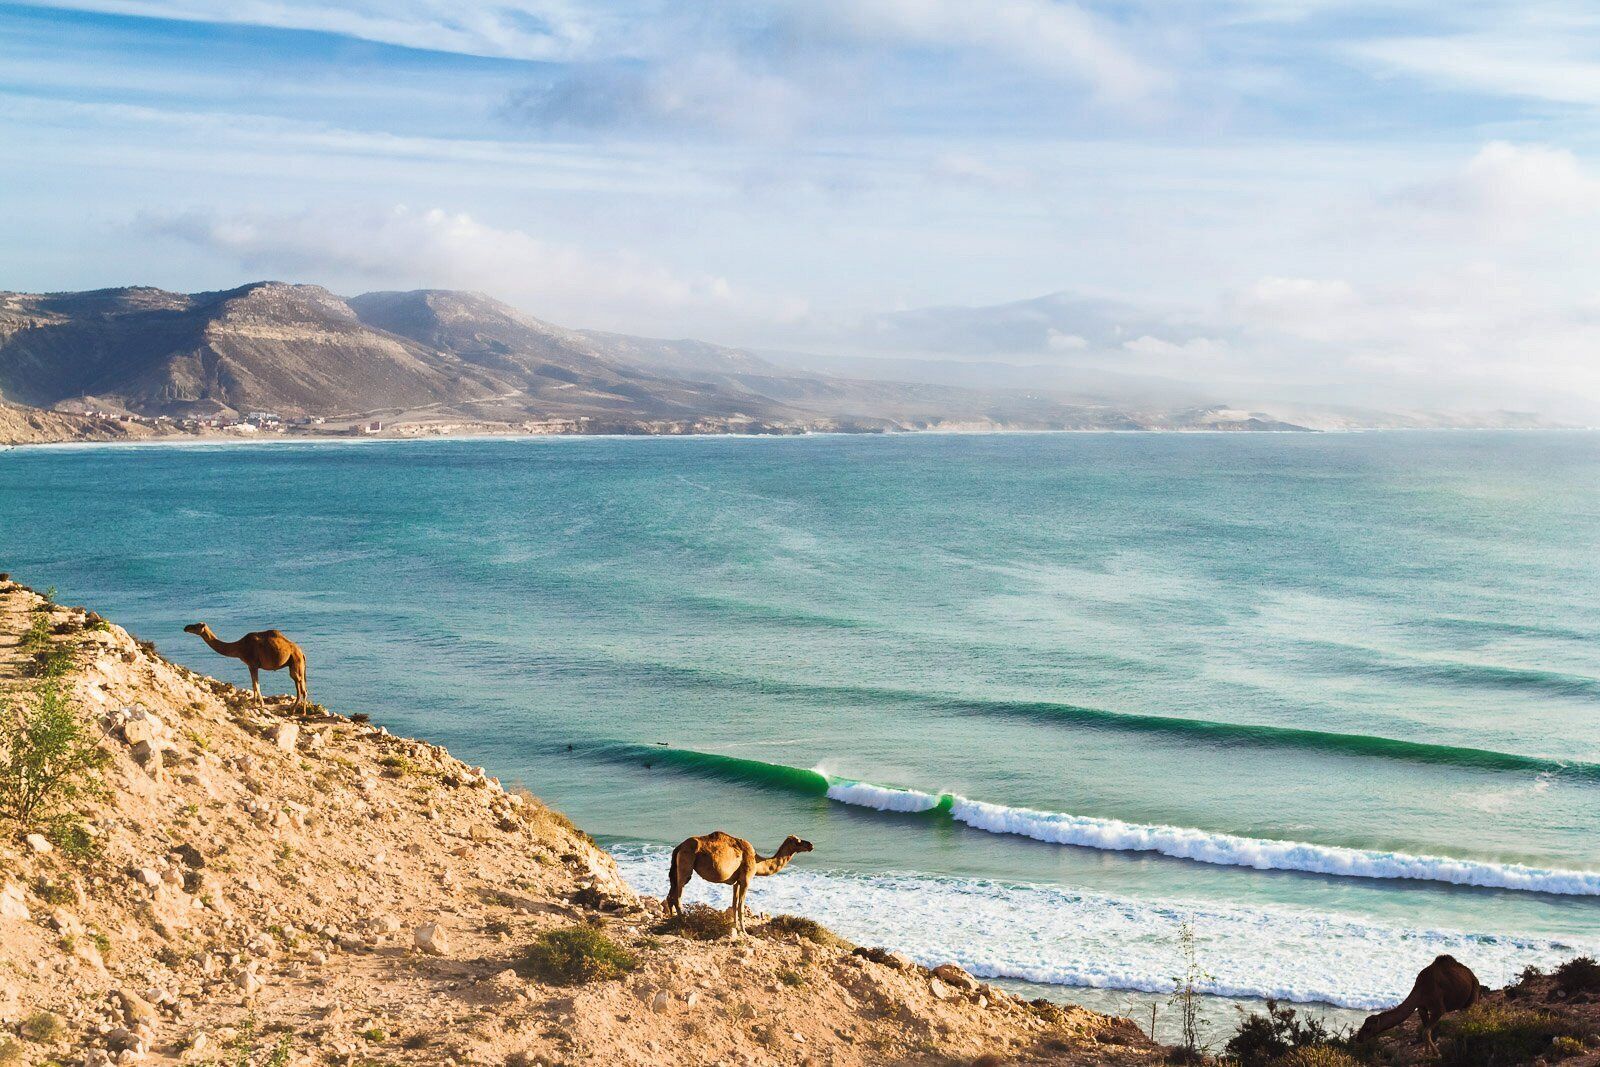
[683,991,700,1007]
[929,978,954,1001]
[0,882,29,920]
[131,740,163,774]
[413,923,450,955]
[131,868,161,888]
[121,717,155,746]
[116,988,161,1029]
[932,963,977,990]
[650,990,671,1013]
[270,722,299,752]
[24,832,53,853]
[235,970,264,996]
[104,1026,146,1053]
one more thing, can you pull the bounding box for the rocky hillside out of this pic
[0,577,1159,1066]
[0,283,1310,435]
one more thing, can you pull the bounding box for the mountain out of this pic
[0,282,1310,433]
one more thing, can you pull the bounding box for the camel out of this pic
[662,830,814,936]
[183,623,309,710]
[1357,955,1485,1052]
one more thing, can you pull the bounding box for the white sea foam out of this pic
[823,777,943,812]
[610,842,1594,1010]
[943,797,1600,896]
[811,775,1600,896]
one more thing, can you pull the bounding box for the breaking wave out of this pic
[591,743,1600,896]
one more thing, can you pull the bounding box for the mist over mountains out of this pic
[0,282,1559,434]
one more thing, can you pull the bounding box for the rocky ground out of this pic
[0,577,1161,1066]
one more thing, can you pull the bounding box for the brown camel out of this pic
[184,623,309,710]
[662,830,813,936]
[1357,955,1485,1052]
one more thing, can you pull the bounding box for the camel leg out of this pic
[1419,1003,1441,1054]
[291,654,308,711]
[249,665,263,707]
[663,845,693,916]
[731,880,748,938]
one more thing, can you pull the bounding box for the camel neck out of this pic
[200,631,243,657]
[754,850,797,877]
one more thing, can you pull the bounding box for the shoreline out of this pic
[5,424,1596,452]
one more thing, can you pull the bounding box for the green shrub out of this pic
[1554,957,1600,996]
[0,1037,22,1066]
[1439,1004,1588,1067]
[654,903,734,940]
[519,926,638,985]
[777,967,806,988]
[0,682,109,827]
[764,913,844,946]
[28,643,77,680]
[1269,1047,1361,1067]
[21,612,53,652]
[19,1010,66,1043]
[1226,1001,1332,1067]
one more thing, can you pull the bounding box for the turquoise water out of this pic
[3,432,1598,1036]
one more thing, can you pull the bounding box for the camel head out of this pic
[183,622,211,637]
[778,835,814,857]
[1354,1016,1385,1044]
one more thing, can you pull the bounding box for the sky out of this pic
[5,1,1600,417]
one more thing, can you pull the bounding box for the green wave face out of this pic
[601,661,1600,782]
[590,741,831,797]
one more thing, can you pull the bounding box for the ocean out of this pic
[3,431,1597,1042]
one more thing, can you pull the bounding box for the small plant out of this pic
[19,1010,66,1042]
[21,613,53,653]
[0,1037,22,1066]
[47,817,100,861]
[0,682,110,828]
[84,613,110,632]
[1438,1003,1589,1067]
[1169,922,1211,1061]
[34,877,75,905]
[361,1028,388,1043]
[1226,1000,1333,1067]
[378,754,412,777]
[654,903,734,940]
[764,913,843,946]
[519,926,638,985]
[777,967,806,988]
[1555,956,1600,995]
[1269,1047,1361,1067]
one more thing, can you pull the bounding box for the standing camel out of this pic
[1357,955,1485,1052]
[662,830,813,936]
[183,623,309,710]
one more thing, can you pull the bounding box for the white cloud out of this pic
[138,204,779,329]
[1392,142,1600,236]
[797,0,1165,105]
[504,54,812,136]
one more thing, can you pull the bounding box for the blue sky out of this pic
[5,0,1600,415]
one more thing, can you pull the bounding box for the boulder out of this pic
[132,740,163,774]
[0,882,29,920]
[24,832,52,853]
[413,923,450,955]
[932,963,977,990]
[116,987,161,1029]
[270,722,299,753]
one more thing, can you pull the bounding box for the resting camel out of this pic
[662,830,813,936]
[1357,955,1485,1052]
[184,623,309,710]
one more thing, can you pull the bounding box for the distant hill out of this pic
[1,282,1306,432]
